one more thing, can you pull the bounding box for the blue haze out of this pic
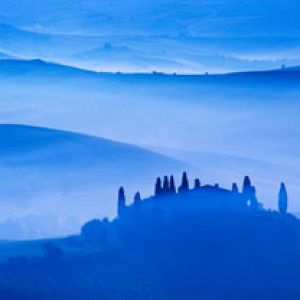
[0,1,299,72]
[0,60,298,238]
[0,1,298,238]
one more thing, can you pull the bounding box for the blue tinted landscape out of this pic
[0,1,300,299]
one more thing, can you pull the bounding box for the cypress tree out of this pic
[232,183,239,193]
[155,177,162,196]
[134,191,142,205]
[179,172,189,192]
[117,186,126,216]
[170,175,176,194]
[242,176,252,195]
[278,182,288,215]
[163,176,170,193]
[194,178,201,189]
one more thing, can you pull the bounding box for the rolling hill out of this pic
[0,58,300,84]
[0,0,300,72]
[0,124,184,239]
[0,59,299,236]
[0,59,299,210]
[0,0,299,37]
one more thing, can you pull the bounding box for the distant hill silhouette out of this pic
[0,59,92,77]
[0,174,299,300]
[1,58,300,84]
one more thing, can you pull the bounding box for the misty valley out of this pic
[0,1,300,299]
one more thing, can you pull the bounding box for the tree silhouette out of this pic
[242,176,252,195]
[179,172,189,192]
[155,177,163,196]
[170,175,176,194]
[118,187,126,216]
[278,182,288,215]
[194,178,201,189]
[163,176,170,193]
[232,183,239,193]
[134,191,142,205]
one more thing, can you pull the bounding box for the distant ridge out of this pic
[0,58,300,83]
[0,59,94,77]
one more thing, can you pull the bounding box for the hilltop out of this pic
[1,58,300,83]
[0,174,298,300]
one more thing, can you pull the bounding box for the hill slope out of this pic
[0,124,184,239]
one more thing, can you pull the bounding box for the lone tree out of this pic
[155,177,163,196]
[194,178,201,189]
[242,176,252,195]
[232,183,239,193]
[134,191,142,205]
[278,182,288,215]
[118,187,126,216]
[163,176,170,193]
[179,172,189,192]
[170,175,176,194]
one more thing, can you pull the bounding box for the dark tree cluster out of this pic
[119,172,288,218]
[155,175,177,196]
